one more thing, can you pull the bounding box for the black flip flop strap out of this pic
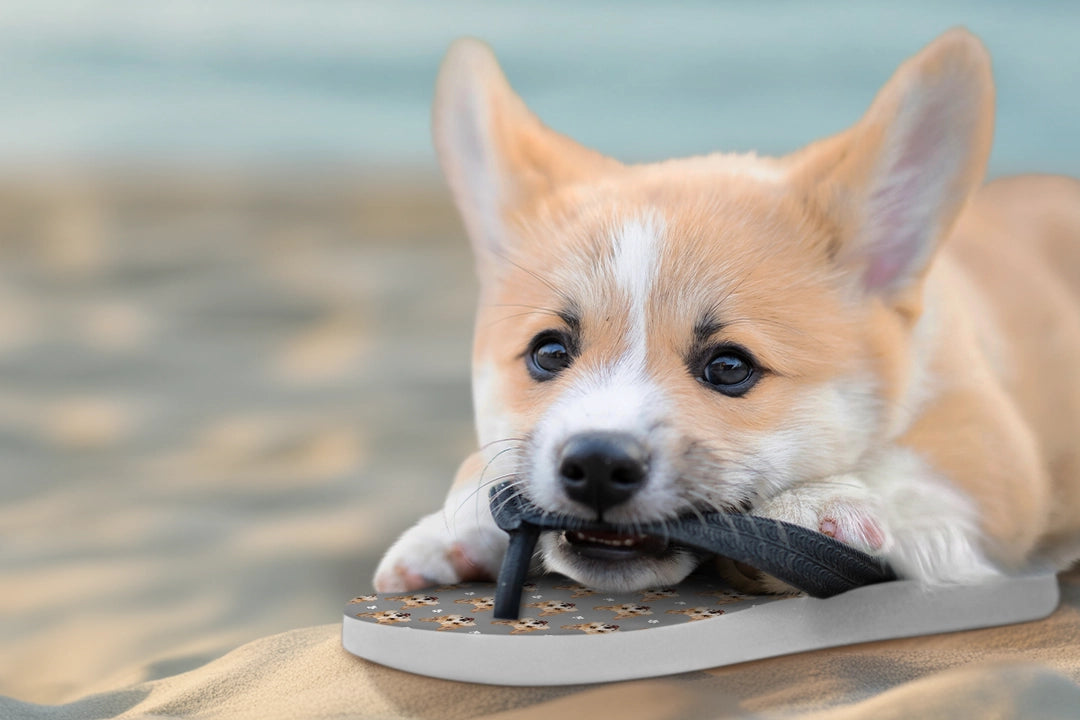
[488,482,895,619]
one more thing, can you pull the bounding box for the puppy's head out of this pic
[434,31,993,591]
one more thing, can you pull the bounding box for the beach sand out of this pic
[0,169,475,703]
[2,169,1080,719]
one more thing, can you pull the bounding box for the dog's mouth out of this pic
[563,529,671,561]
[541,527,699,591]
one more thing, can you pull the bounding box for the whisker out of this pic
[478,437,528,451]
[491,249,574,307]
[487,303,566,314]
[486,310,565,328]
[454,471,525,516]
[449,447,527,516]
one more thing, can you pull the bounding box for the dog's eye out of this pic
[701,348,756,395]
[527,333,572,380]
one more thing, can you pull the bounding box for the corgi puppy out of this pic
[375,29,1080,594]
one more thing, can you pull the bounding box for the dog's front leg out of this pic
[373,451,509,593]
[749,444,1006,593]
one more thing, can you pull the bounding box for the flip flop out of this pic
[342,484,1059,685]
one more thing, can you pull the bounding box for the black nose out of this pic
[558,432,649,517]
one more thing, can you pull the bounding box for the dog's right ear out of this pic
[433,39,618,276]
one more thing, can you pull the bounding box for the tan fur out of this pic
[374,29,1080,594]
[928,177,1080,557]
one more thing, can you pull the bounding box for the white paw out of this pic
[710,476,891,594]
[745,451,1003,589]
[755,475,888,556]
[373,503,507,593]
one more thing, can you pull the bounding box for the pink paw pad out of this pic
[818,514,885,551]
[380,568,432,593]
[448,544,489,582]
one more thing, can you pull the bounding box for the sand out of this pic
[0,169,473,703]
[2,170,1080,719]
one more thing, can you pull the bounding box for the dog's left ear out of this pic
[433,39,619,276]
[793,29,994,309]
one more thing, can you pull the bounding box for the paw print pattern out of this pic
[491,617,550,634]
[639,588,678,602]
[666,607,726,622]
[525,600,577,616]
[562,622,620,634]
[349,576,789,634]
[435,583,466,592]
[355,610,411,625]
[419,614,476,631]
[696,589,749,605]
[455,596,495,612]
[595,603,652,619]
[553,583,599,598]
[387,594,440,609]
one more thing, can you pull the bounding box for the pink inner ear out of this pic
[862,89,953,293]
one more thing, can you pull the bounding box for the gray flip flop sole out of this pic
[341,571,1058,685]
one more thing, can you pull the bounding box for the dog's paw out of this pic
[755,476,888,553]
[373,508,506,593]
[730,476,889,593]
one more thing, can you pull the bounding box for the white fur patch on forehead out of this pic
[612,215,664,300]
[611,214,665,370]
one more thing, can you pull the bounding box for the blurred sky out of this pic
[1,0,1079,175]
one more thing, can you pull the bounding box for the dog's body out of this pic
[375,30,1080,594]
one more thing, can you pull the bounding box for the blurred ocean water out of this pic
[1,0,1079,174]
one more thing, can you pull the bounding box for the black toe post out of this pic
[489,484,541,619]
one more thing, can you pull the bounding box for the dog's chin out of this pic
[537,531,701,592]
